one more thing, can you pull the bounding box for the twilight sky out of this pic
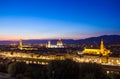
[0,0,120,40]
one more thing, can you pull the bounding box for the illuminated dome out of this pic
[57,39,63,46]
[46,39,64,48]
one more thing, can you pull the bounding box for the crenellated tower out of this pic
[19,39,23,50]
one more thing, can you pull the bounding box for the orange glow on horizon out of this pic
[0,33,110,41]
[0,37,20,41]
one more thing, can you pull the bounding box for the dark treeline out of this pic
[0,59,120,79]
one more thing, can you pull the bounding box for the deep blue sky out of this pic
[0,0,120,40]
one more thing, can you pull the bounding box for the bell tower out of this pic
[19,39,23,50]
[100,39,104,54]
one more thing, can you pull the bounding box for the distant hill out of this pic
[0,35,120,45]
[76,35,120,45]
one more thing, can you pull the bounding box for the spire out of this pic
[100,39,104,48]
[47,41,51,48]
[48,41,51,45]
[100,39,104,53]
[20,39,22,47]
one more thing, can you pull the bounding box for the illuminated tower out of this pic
[47,41,51,48]
[100,39,104,54]
[19,39,23,50]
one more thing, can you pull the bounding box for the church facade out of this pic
[83,40,111,56]
[46,39,64,48]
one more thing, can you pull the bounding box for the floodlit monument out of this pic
[18,39,37,50]
[18,39,23,50]
[83,40,111,56]
[46,39,64,48]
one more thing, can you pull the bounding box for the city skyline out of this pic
[0,0,120,40]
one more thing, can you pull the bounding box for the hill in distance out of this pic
[0,35,120,45]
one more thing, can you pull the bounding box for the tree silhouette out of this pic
[79,63,109,79]
[8,62,27,77]
[47,59,79,79]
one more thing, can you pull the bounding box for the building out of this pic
[46,39,64,48]
[18,39,23,50]
[83,40,111,56]
[18,39,38,50]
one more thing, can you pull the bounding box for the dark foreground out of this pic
[0,59,120,79]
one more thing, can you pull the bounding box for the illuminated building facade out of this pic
[46,39,64,48]
[83,40,111,56]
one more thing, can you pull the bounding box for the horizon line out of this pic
[0,34,119,41]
